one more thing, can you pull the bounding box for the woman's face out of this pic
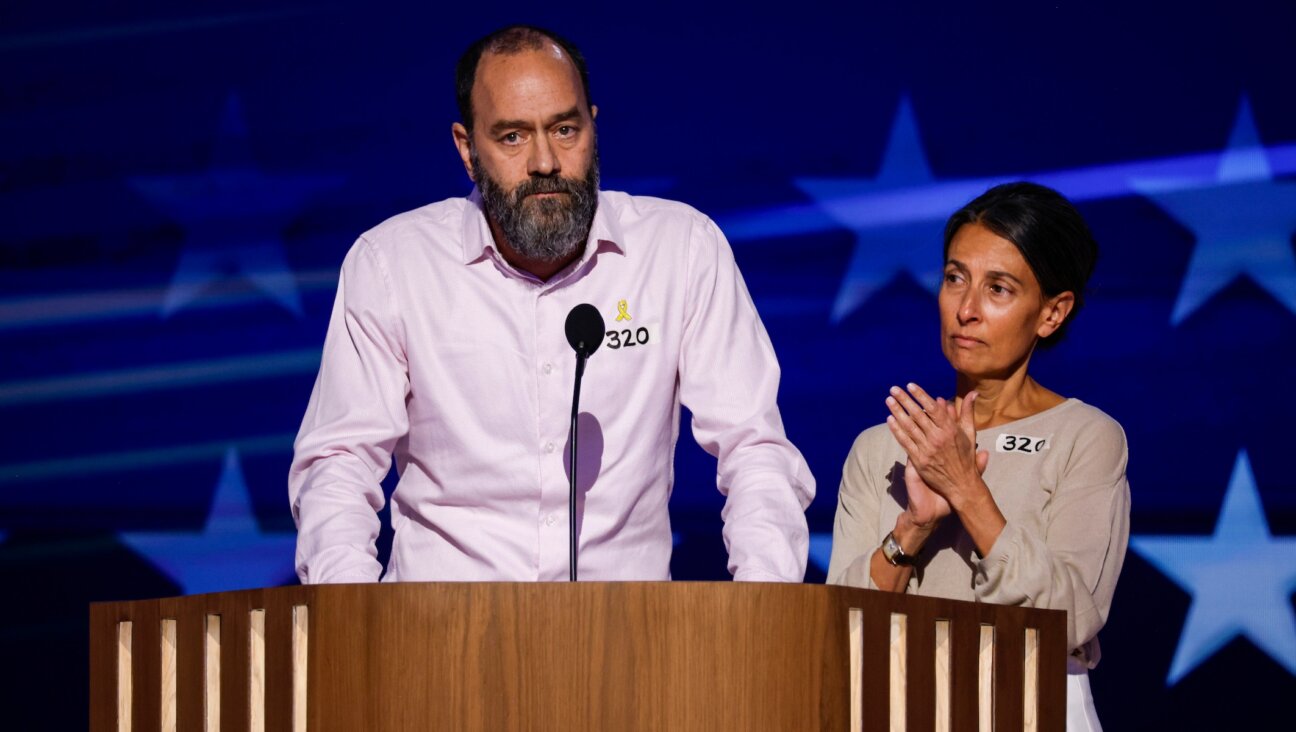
[939,223,1069,380]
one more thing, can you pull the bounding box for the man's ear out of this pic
[451,122,474,181]
[1037,291,1076,339]
[590,104,598,121]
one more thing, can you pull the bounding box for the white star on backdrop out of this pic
[1133,97,1296,325]
[120,448,297,595]
[131,94,344,317]
[797,98,961,322]
[1131,449,1296,684]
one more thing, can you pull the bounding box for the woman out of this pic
[827,182,1130,731]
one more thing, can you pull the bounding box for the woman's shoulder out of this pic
[850,421,902,452]
[844,422,905,469]
[1051,399,1127,445]
[1041,399,1130,476]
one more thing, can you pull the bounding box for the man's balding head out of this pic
[456,25,592,132]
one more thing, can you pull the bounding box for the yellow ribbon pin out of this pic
[615,299,632,322]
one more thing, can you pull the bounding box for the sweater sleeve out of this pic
[972,413,1131,661]
[828,427,907,591]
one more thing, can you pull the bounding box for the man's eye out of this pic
[502,132,521,144]
[556,125,575,137]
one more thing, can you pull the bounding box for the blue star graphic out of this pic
[1130,449,1296,684]
[797,98,964,322]
[120,448,297,595]
[808,532,834,574]
[1133,97,1296,325]
[131,94,344,317]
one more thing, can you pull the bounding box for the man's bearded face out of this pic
[473,144,600,264]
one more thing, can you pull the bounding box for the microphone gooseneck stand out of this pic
[563,303,606,582]
[568,352,587,581]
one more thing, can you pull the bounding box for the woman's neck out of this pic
[956,368,1065,430]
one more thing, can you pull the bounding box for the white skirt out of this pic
[1066,668,1103,732]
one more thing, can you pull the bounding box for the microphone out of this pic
[565,303,605,358]
[563,304,605,581]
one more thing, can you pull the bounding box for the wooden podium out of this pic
[90,583,1066,731]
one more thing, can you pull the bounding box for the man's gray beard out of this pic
[473,146,600,264]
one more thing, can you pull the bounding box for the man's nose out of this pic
[528,134,558,176]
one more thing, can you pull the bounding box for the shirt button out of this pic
[545,514,556,526]
[543,362,553,375]
[545,442,555,453]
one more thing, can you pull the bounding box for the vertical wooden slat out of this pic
[249,609,267,732]
[949,604,981,732]
[848,608,863,732]
[889,613,907,732]
[161,619,177,732]
[219,599,250,732]
[1037,615,1068,732]
[175,610,204,731]
[1023,627,1039,732]
[905,604,937,732]
[978,625,994,732]
[124,603,162,732]
[262,596,294,732]
[935,619,951,732]
[993,613,1024,732]
[859,601,891,729]
[205,614,221,732]
[292,604,309,732]
[117,621,133,732]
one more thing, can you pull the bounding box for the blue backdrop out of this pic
[2,1,1294,727]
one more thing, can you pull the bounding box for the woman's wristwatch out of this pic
[881,531,917,566]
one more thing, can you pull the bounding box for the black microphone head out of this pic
[565,303,606,357]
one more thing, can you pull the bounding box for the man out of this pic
[289,25,814,583]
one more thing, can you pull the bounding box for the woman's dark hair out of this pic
[455,25,591,132]
[942,181,1098,347]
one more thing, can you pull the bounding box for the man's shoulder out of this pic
[598,191,731,259]
[599,190,714,228]
[356,195,473,253]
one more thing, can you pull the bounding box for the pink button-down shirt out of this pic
[290,190,815,583]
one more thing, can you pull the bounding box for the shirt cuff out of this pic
[302,565,382,585]
[733,568,799,583]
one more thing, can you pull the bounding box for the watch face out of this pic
[883,532,911,566]
[883,533,904,565]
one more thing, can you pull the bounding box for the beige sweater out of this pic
[827,398,1130,668]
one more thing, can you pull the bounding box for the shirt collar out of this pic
[460,187,626,268]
